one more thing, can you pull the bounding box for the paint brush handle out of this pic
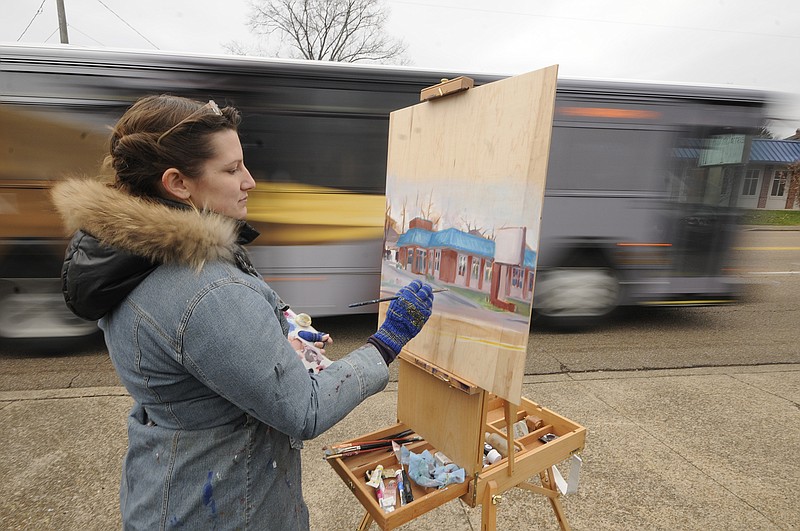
[329,434,419,450]
[325,436,422,456]
[348,288,448,308]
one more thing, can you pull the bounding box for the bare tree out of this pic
[400,196,408,232]
[459,216,488,238]
[418,190,441,230]
[787,161,800,208]
[384,203,399,236]
[756,124,775,139]
[237,0,408,64]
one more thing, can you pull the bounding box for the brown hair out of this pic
[107,95,241,198]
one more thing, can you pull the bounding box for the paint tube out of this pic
[486,449,502,464]
[512,419,529,439]
[485,433,521,458]
[366,465,383,488]
[383,479,397,511]
[376,478,386,508]
[376,478,396,512]
[402,469,414,503]
[433,451,452,467]
[395,469,406,505]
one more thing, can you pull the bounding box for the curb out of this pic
[3,364,798,402]
[741,225,800,231]
[0,386,131,402]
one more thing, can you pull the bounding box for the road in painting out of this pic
[379,256,532,335]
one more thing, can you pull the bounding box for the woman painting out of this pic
[51,94,433,530]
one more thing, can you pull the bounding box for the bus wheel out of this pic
[533,267,620,329]
[0,288,99,339]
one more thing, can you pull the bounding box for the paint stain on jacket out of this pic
[203,470,218,522]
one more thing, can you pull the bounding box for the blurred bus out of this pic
[0,44,770,338]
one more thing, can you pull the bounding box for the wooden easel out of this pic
[327,352,585,531]
[327,66,584,529]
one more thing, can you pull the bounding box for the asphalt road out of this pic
[0,228,797,392]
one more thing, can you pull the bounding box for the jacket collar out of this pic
[152,195,260,246]
[51,179,259,269]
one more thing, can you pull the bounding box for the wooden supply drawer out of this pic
[326,423,470,530]
[472,396,586,507]
[326,355,585,530]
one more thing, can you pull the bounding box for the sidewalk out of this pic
[1,364,798,530]
[741,225,800,231]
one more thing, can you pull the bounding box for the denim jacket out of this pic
[51,180,389,530]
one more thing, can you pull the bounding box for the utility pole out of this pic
[56,0,69,44]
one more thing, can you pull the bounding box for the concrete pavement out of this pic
[1,364,799,530]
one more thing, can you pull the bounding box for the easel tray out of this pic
[326,355,585,530]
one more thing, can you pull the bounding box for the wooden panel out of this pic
[397,356,487,476]
[380,65,558,404]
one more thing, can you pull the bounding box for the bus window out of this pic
[242,113,389,193]
[669,130,755,207]
[547,126,669,192]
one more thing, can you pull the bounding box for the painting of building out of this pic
[394,218,537,314]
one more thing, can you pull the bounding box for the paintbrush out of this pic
[348,288,448,308]
[325,429,414,451]
[323,436,423,457]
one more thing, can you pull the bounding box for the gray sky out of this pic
[2,0,799,136]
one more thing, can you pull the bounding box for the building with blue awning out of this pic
[395,218,538,309]
[673,137,800,210]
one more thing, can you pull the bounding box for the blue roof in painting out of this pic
[397,227,538,269]
[428,228,495,257]
[396,228,432,247]
[749,139,800,163]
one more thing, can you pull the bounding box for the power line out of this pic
[17,0,48,41]
[68,24,105,46]
[44,27,59,43]
[94,0,160,49]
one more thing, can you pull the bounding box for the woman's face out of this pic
[185,129,256,220]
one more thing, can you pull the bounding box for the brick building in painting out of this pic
[395,218,537,309]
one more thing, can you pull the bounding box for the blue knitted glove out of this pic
[297,330,327,343]
[371,280,434,359]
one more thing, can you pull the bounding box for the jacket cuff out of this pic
[367,336,396,365]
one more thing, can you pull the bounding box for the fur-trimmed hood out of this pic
[51,178,258,320]
[51,179,240,268]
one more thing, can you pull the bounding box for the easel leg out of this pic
[540,467,570,531]
[481,480,499,531]
[503,400,515,477]
[357,510,374,531]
